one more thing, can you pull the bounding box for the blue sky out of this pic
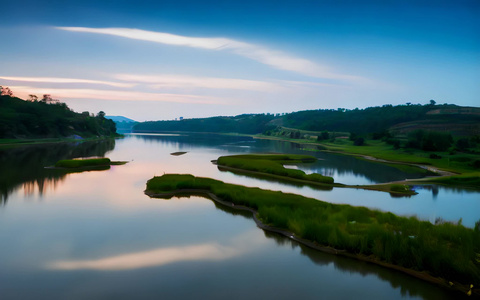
[1,0,479,121]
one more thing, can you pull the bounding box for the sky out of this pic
[1,0,479,121]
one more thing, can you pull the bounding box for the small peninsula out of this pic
[145,174,479,296]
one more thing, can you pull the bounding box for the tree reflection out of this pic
[0,139,115,204]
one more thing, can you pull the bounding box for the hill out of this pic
[106,116,136,123]
[133,103,480,138]
[134,114,276,134]
[0,95,118,139]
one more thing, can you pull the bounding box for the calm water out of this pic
[1,133,476,299]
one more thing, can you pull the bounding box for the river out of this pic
[1,133,477,299]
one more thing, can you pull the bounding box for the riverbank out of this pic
[0,135,123,149]
[252,134,480,190]
[214,159,416,196]
[145,174,479,297]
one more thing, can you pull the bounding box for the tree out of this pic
[429,99,436,106]
[349,132,357,141]
[317,130,329,141]
[0,86,13,97]
[28,94,38,102]
[97,111,106,119]
[41,94,52,103]
[456,138,470,151]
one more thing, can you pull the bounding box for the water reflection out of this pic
[168,194,457,300]
[217,166,333,191]
[0,139,115,204]
[133,133,435,185]
[48,243,239,271]
[131,133,254,151]
[262,232,458,300]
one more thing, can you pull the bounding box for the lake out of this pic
[1,133,477,299]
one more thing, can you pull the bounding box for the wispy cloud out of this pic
[56,27,366,83]
[10,86,222,104]
[0,76,134,88]
[114,73,280,92]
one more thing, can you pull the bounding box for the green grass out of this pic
[255,134,480,175]
[390,184,412,193]
[54,158,111,168]
[217,154,334,184]
[146,174,480,286]
[422,173,480,189]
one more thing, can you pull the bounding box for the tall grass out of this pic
[146,174,480,285]
[217,154,334,184]
[55,158,111,168]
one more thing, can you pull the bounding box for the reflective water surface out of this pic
[1,134,476,299]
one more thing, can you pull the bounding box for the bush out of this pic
[354,137,364,146]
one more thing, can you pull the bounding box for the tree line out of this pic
[0,86,117,139]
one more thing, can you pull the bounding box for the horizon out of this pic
[1,0,479,122]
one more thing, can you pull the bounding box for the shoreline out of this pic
[252,135,457,176]
[145,188,476,297]
[0,136,122,148]
[214,162,417,196]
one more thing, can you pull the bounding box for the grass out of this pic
[54,158,111,168]
[217,154,334,184]
[421,173,480,189]
[256,134,480,174]
[390,184,412,193]
[146,174,480,286]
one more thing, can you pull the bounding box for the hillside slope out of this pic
[0,95,117,139]
[133,104,480,137]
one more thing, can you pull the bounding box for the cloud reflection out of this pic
[47,230,267,271]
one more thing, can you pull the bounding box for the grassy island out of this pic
[215,154,417,195]
[145,174,480,293]
[216,154,334,184]
[53,158,127,170]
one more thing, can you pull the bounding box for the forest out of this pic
[133,102,480,137]
[0,92,117,139]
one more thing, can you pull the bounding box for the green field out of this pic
[146,174,480,287]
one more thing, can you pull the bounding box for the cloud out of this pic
[114,73,281,92]
[0,76,134,88]
[10,86,222,104]
[57,27,366,83]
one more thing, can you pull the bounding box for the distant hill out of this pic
[0,95,118,139]
[106,115,137,133]
[134,114,276,134]
[106,116,136,123]
[133,103,480,137]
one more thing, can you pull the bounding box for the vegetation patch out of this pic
[390,184,413,193]
[54,158,127,169]
[421,173,480,189]
[146,174,480,287]
[170,152,187,156]
[216,154,334,184]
